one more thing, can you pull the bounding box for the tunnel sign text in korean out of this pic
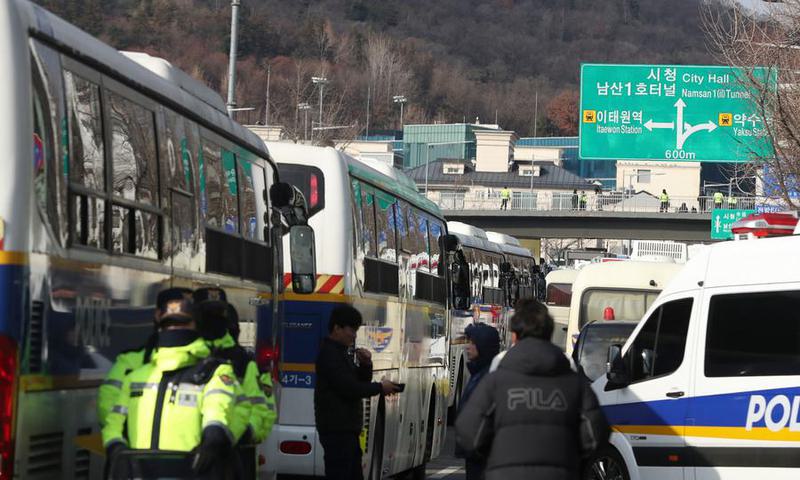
[579,64,774,162]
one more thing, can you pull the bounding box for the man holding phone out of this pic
[315,305,401,480]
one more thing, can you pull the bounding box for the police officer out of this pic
[728,194,738,208]
[660,189,670,212]
[194,288,275,478]
[713,190,724,210]
[97,287,192,427]
[102,293,239,477]
[500,186,511,210]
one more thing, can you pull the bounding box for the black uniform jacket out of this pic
[314,337,381,434]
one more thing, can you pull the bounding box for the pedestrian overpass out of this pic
[442,210,714,241]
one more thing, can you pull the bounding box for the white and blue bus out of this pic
[443,222,535,417]
[1,2,313,478]
[260,143,452,479]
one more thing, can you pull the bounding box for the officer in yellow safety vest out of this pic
[659,189,670,213]
[97,287,192,427]
[194,288,276,479]
[102,294,240,477]
[728,194,738,208]
[713,191,724,210]
[500,186,511,210]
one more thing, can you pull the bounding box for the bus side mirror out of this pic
[289,225,316,294]
[605,344,630,390]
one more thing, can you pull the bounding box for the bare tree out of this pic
[541,238,579,265]
[702,0,800,206]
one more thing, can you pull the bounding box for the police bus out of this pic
[260,143,452,479]
[443,222,535,419]
[3,2,313,477]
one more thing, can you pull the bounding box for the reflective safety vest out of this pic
[102,337,238,451]
[98,334,156,426]
[714,192,724,204]
[256,372,277,442]
[660,193,669,202]
[501,188,511,200]
[728,196,738,206]
[209,334,275,443]
[98,349,145,427]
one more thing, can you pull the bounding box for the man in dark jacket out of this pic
[456,323,501,479]
[455,299,610,480]
[314,305,400,480]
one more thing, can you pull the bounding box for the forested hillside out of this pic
[34,0,713,140]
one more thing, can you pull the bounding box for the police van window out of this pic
[107,91,158,205]
[277,164,325,218]
[628,298,693,382]
[705,291,800,377]
[375,191,397,263]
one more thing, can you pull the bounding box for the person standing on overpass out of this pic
[659,189,670,212]
[500,186,511,210]
[713,191,724,210]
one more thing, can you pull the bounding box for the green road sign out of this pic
[579,64,775,162]
[711,208,755,240]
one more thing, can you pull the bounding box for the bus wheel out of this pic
[368,400,385,480]
[582,446,629,480]
[447,367,462,425]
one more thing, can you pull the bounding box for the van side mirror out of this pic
[605,344,630,390]
[289,225,316,294]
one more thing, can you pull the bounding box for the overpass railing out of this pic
[432,191,765,214]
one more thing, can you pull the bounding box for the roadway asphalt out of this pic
[423,428,465,479]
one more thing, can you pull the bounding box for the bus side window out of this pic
[106,89,160,259]
[360,184,377,258]
[374,190,397,263]
[163,110,198,270]
[64,70,106,249]
[238,159,266,243]
[428,220,444,276]
[413,209,430,273]
[199,143,240,234]
[31,41,68,246]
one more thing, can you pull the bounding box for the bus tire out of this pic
[582,445,630,480]
[367,400,386,480]
[447,366,462,425]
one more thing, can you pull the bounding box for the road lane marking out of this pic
[427,466,465,478]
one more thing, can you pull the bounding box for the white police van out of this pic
[590,233,800,480]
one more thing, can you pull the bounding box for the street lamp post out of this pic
[424,140,474,194]
[226,0,241,116]
[393,95,407,129]
[311,76,328,140]
[298,102,311,141]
